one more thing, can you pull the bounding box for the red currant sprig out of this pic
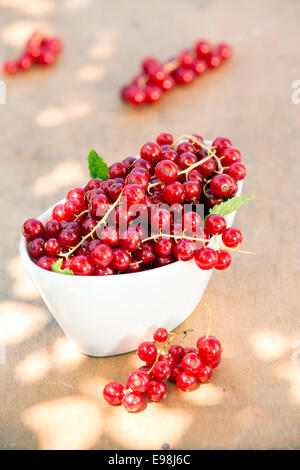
[121,39,232,106]
[103,322,222,413]
[3,31,63,75]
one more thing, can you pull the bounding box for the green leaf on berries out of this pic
[208,194,254,218]
[88,149,109,180]
[51,258,74,275]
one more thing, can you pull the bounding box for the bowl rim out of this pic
[20,139,243,280]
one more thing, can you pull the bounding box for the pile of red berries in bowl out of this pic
[3,31,63,75]
[121,39,232,105]
[103,326,221,413]
[22,133,252,277]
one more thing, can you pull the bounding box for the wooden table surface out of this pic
[0,0,299,450]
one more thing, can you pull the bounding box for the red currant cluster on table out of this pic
[103,327,221,413]
[121,40,232,105]
[22,133,249,276]
[3,32,63,75]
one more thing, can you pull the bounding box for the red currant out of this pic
[22,218,44,241]
[194,247,217,270]
[205,214,227,235]
[181,352,202,374]
[156,133,173,146]
[173,239,195,261]
[103,381,124,405]
[44,238,60,256]
[210,174,234,198]
[153,327,168,343]
[226,162,246,181]
[215,250,231,270]
[197,363,212,383]
[176,371,197,391]
[27,238,45,259]
[123,391,144,413]
[155,160,179,183]
[90,244,113,268]
[137,341,157,362]
[197,335,221,364]
[111,248,131,271]
[71,255,94,275]
[127,370,150,393]
[163,182,184,204]
[36,255,57,271]
[222,227,243,248]
[146,380,167,402]
[169,344,185,362]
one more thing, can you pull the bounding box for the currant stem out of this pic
[59,191,124,258]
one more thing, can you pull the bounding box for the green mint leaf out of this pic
[88,149,109,180]
[208,194,254,218]
[51,258,74,275]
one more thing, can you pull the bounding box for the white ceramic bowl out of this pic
[20,181,242,357]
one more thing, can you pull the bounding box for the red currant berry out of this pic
[3,61,17,74]
[136,242,156,265]
[122,184,146,206]
[154,238,173,258]
[205,214,227,235]
[85,178,103,191]
[17,52,33,70]
[94,266,115,276]
[58,229,80,248]
[152,361,171,381]
[142,57,159,73]
[177,152,197,170]
[27,238,45,259]
[133,158,153,174]
[195,40,211,58]
[155,160,178,184]
[148,65,167,85]
[111,248,131,271]
[36,255,57,271]
[151,207,171,232]
[188,169,203,184]
[169,344,185,362]
[217,43,232,60]
[123,156,137,170]
[44,238,60,256]
[108,162,127,180]
[90,244,113,268]
[140,142,161,164]
[137,341,157,362]
[210,174,234,198]
[173,66,195,85]
[22,218,44,241]
[125,170,150,191]
[44,220,61,239]
[169,363,183,383]
[153,327,168,343]
[226,162,246,181]
[215,250,231,270]
[146,380,167,402]
[198,158,216,177]
[120,229,141,253]
[64,198,83,220]
[222,227,243,248]
[191,58,207,75]
[195,247,217,270]
[127,370,150,393]
[52,203,67,222]
[182,212,202,235]
[173,239,195,261]
[145,84,162,103]
[177,142,195,155]
[222,147,241,166]
[212,137,232,157]
[181,352,202,374]
[160,75,175,92]
[197,335,222,364]
[42,37,63,54]
[71,255,94,276]
[206,53,221,69]
[37,47,56,66]
[103,381,124,405]
[156,133,173,146]
[197,363,213,383]
[183,181,201,202]
[122,391,144,413]
[176,371,198,391]
[163,182,184,204]
[161,149,177,162]
[67,187,85,204]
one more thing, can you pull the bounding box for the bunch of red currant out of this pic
[121,39,232,105]
[103,327,221,413]
[22,133,249,276]
[3,31,63,75]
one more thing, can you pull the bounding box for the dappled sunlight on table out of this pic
[32,160,84,196]
[52,336,85,368]
[14,350,51,384]
[35,101,92,128]
[22,397,103,450]
[1,20,50,47]
[249,330,289,360]
[7,257,39,301]
[88,31,118,61]
[275,361,300,404]
[75,64,105,82]
[0,301,50,345]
